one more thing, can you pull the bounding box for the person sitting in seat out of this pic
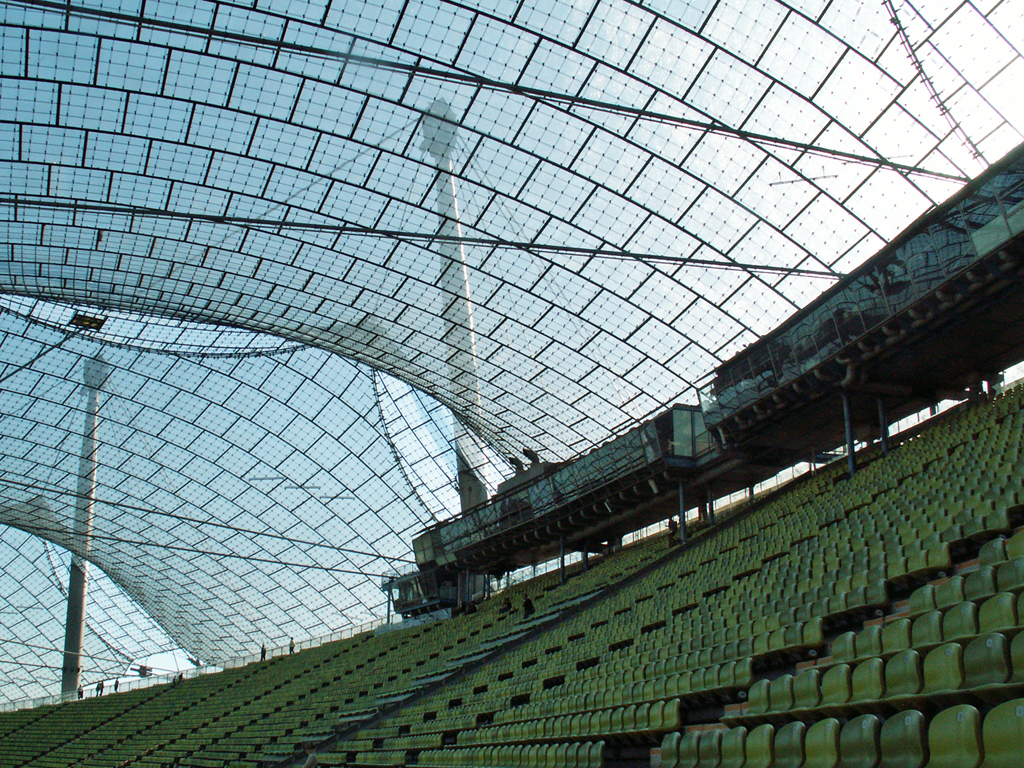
[523,596,535,619]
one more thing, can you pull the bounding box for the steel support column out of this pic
[877,397,889,456]
[62,356,109,696]
[842,391,856,478]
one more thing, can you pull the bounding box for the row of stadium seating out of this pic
[3,383,1024,766]
[317,384,1024,766]
[661,700,1021,767]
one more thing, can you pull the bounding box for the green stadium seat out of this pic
[840,714,881,768]
[792,668,821,711]
[880,710,927,768]
[745,723,774,768]
[856,625,883,660]
[696,729,723,767]
[719,726,746,768]
[978,537,1008,567]
[941,602,979,641]
[913,585,937,618]
[748,679,770,716]
[981,698,1024,768]
[661,731,682,768]
[995,557,1024,593]
[805,718,840,768]
[1006,531,1024,561]
[978,592,1017,633]
[882,618,912,655]
[767,675,794,714]
[884,649,923,699]
[912,611,943,647]
[851,657,885,704]
[832,632,857,663]
[821,664,852,707]
[934,576,966,611]
[965,567,998,602]
[963,633,1011,690]
[924,704,982,768]
[733,659,753,688]
[922,643,964,694]
[774,721,807,768]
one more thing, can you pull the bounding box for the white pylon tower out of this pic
[421,100,489,513]
[61,355,110,695]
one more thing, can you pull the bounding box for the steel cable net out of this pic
[0,309,444,699]
[0,0,1022,699]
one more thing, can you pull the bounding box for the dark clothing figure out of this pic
[667,517,678,546]
[113,679,119,693]
[77,686,83,700]
[260,644,267,662]
[499,596,512,614]
[464,601,477,615]
[523,596,535,619]
[96,681,103,696]
[289,637,295,655]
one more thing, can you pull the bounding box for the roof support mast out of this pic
[61,356,109,695]
[421,101,489,514]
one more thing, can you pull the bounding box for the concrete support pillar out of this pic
[841,391,856,478]
[877,397,889,456]
[423,100,488,514]
[559,535,566,585]
[677,481,687,546]
[62,356,109,695]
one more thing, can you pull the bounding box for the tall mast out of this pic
[61,355,109,695]
[421,100,488,513]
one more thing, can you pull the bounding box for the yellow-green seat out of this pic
[805,718,840,768]
[851,657,885,704]
[908,584,937,617]
[922,642,963,694]
[934,576,966,611]
[719,726,746,768]
[963,632,1011,690]
[745,723,774,768]
[979,592,1017,633]
[821,664,852,707]
[696,729,722,768]
[840,714,881,768]
[880,710,927,768]
[748,680,770,716]
[978,538,1008,567]
[884,650,923,700]
[881,618,912,655]
[941,602,978,641]
[774,721,806,768]
[965,567,998,602]
[856,626,883,660]
[831,632,857,663]
[661,731,682,768]
[767,675,794,714]
[981,698,1024,768]
[911,611,943,648]
[792,669,821,711]
[924,704,982,768]
[995,557,1024,593]
[677,731,701,768]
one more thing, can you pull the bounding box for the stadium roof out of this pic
[1,0,1022,700]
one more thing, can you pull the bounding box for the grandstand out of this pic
[3,0,1024,766]
[3,371,1024,766]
